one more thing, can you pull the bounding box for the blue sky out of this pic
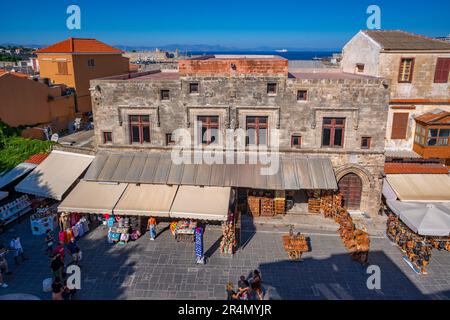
[0,0,449,49]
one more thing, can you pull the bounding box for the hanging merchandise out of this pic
[195,227,205,264]
[0,195,32,227]
[30,206,56,235]
[220,220,236,254]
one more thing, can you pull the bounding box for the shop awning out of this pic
[0,191,9,201]
[385,174,450,202]
[15,151,94,200]
[58,180,128,214]
[84,152,338,190]
[387,200,450,236]
[170,186,231,221]
[113,184,178,217]
[0,163,37,189]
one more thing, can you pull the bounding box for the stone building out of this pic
[341,30,450,164]
[89,55,389,218]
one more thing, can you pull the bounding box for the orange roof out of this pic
[415,110,450,125]
[384,163,449,174]
[0,69,29,78]
[24,153,49,165]
[36,38,123,54]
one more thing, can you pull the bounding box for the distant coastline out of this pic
[186,51,338,60]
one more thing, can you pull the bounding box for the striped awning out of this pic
[83,152,337,190]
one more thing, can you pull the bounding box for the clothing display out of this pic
[195,227,204,264]
[57,212,91,243]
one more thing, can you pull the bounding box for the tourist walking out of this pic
[67,238,81,266]
[51,277,65,300]
[147,217,157,240]
[45,230,54,257]
[237,275,250,300]
[50,253,64,281]
[0,244,11,276]
[250,269,264,300]
[10,236,25,265]
[226,282,238,300]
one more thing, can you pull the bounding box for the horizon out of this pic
[0,0,449,50]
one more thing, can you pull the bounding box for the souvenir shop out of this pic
[58,181,240,261]
[383,174,450,274]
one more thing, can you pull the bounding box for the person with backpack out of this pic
[50,253,64,281]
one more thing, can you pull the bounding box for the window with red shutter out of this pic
[434,58,450,83]
[391,113,409,140]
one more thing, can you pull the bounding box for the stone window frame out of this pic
[102,131,113,144]
[129,115,151,144]
[296,89,308,102]
[187,107,228,147]
[119,107,159,146]
[267,82,278,96]
[291,134,302,148]
[160,89,170,101]
[398,57,415,83]
[321,117,346,148]
[314,109,358,149]
[236,107,279,148]
[189,82,200,95]
[361,136,372,149]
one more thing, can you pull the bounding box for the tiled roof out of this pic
[36,38,123,54]
[24,153,49,165]
[0,69,29,78]
[385,150,422,159]
[415,109,450,125]
[384,163,449,174]
[363,30,450,51]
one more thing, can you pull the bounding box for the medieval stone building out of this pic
[89,55,389,217]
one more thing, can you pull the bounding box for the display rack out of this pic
[0,195,32,226]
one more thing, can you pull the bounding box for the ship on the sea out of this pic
[275,49,288,53]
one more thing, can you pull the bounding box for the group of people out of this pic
[226,270,264,300]
[0,236,26,289]
[47,230,81,300]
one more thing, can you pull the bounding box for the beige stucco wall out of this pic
[0,73,75,131]
[341,31,381,76]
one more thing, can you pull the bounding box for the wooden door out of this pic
[338,173,362,210]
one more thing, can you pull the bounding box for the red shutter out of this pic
[391,113,409,140]
[434,58,450,83]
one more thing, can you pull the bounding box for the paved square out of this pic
[1,217,450,300]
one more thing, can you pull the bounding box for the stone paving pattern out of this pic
[1,216,449,300]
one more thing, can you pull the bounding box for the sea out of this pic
[187,51,338,60]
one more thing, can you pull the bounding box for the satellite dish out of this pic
[50,133,59,142]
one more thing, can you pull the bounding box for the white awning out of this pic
[58,181,128,214]
[385,174,450,202]
[170,186,231,221]
[0,163,36,189]
[113,184,178,217]
[387,200,450,236]
[382,178,398,201]
[15,151,95,200]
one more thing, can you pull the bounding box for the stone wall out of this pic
[90,73,389,217]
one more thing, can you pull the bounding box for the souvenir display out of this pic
[220,220,236,254]
[0,195,32,226]
[30,206,56,235]
[321,192,370,265]
[282,227,309,260]
[195,227,205,264]
[175,220,197,242]
[386,214,432,274]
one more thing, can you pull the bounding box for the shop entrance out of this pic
[338,173,362,210]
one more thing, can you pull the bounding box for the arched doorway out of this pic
[338,173,363,210]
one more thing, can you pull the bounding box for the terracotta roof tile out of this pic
[384,163,449,174]
[36,38,123,54]
[24,153,49,165]
[363,30,450,51]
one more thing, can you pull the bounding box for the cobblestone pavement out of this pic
[1,216,449,300]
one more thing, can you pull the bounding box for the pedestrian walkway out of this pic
[0,216,449,300]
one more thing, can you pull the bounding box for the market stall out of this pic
[0,195,32,226]
[15,151,95,200]
[386,200,450,274]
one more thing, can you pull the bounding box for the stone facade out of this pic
[90,57,389,217]
[342,31,450,152]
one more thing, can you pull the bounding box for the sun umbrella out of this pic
[386,200,450,236]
